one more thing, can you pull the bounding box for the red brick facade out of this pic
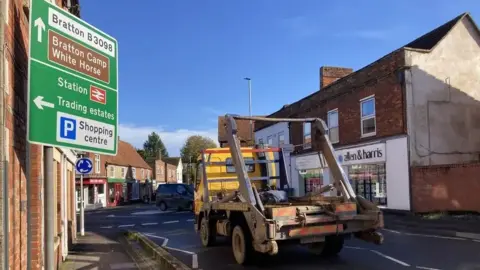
[3,0,78,269]
[257,50,407,155]
[411,163,480,213]
[155,159,165,182]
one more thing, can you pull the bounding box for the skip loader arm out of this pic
[224,115,357,203]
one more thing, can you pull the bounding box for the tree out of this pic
[180,135,217,184]
[180,135,217,163]
[137,148,146,159]
[143,132,169,159]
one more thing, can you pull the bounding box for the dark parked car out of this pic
[155,183,194,211]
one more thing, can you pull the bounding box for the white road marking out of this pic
[163,246,198,269]
[345,246,367,250]
[163,220,179,224]
[131,210,172,215]
[382,228,401,234]
[404,232,466,241]
[187,219,195,222]
[370,250,410,267]
[144,234,168,246]
[110,262,138,269]
[100,226,113,229]
[416,266,441,270]
[142,222,158,226]
[118,224,135,228]
[474,240,480,243]
[455,232,480,240]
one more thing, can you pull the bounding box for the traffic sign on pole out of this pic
[27,0,118,155]
[75,158,93,174]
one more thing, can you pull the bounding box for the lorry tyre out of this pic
[231,225,253,265]
[200,218,216,247]
[322,235,344,256]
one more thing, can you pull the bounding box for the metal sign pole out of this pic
[44,146,54,269]
[80,154,85,236]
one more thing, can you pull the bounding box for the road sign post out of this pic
[27,0,119,155]
[28,1,118,268]
[75,157,93,236]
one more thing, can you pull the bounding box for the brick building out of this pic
[155,156,180,184]
[0,0,81,269]
[255,12,480,213]
[80,139,153,207]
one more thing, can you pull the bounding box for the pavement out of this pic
[61,231,138,270]
[82,204,480,270]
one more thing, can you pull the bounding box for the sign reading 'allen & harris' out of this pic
[28,0,118,155]
[48,30,110,83]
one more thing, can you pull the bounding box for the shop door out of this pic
[115,184,123,203]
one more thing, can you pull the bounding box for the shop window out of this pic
[303,122,312,149]
[226,157,255,173]
[348,164,387,206]
[98,183,105,194]
[327,109,339,143]
[278,132,285,145]
[95,154,100,173]
[302,168,324,194]
[267,135,273,146]
[360,96,376,136]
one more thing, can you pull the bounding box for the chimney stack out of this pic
[320,66,353,89]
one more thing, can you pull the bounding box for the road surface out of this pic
[84,205,480,270]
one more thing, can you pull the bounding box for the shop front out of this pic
[336,143,387,206]
[75,178,107,211]
[126,179,140,202]
[107,178,125,207]
[289,137,410,210]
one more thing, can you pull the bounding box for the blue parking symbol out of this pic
[59,117,76,140]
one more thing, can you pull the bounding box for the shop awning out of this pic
[108,178,126,183]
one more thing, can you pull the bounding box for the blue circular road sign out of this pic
[75,158,93,174]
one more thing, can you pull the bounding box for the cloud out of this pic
[119,123,218,157]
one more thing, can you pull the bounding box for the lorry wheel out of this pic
[322,235,344,256]
[231,225,253,265]
[200,218,216,247]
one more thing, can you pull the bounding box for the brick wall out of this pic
[155,159,165,182]
[411,163,480,213]
[166,164,177,183]
[266,50,406,154]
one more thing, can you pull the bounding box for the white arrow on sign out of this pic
[33,96,54,110]
[34,17,46,43]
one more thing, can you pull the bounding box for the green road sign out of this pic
[27,0,118,155]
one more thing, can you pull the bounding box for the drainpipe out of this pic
[0,0,7,268]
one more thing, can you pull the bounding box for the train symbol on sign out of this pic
[90,86,106,104]
[75,158,93,174]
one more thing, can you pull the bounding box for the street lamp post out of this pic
[244,77,253,143]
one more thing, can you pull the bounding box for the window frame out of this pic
[303,122,312,149]
[327,108,339,144]
[267,135,273,146]
[278,131,285,146]
[121,167,126,178]
[95,154,100,173]
[132,168,136,178]
[258,138,264,145]
[360,95,376,137]
[109,165,115,177]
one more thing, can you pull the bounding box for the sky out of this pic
[80,0,480,156]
